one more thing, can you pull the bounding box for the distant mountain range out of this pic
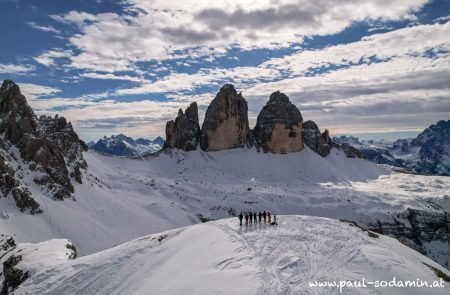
[88,134,164,157]
[1,80,449,292]
[333,120,450,176]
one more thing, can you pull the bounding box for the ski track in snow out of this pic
[15,217,450,295]
[217,218,364,294]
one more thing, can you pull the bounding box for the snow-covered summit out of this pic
[90,134,163,157]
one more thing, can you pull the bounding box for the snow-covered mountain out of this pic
[334,120,450,176]
[1,149,449,267]
[12,216,450,295]
[0,80,88,214]
[89,134,164,157]
[1,80,449,294]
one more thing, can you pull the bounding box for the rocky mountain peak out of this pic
[302,121,326,156]
[0,80,21,99]
[164,102,200,151]
[411,119,450,175]
[0,80,88,214]
[253,91,303,153]
[267,91,290,104]
[199,84,251,151]
[40,115,88,184]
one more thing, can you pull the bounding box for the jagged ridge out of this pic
[0,80,88,213]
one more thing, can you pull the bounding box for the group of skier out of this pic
[238,211,277,226]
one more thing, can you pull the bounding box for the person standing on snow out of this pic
[253,212,257,223]
[249,212,253,224]
[272,214,278,225]
[268,212,272,223]
[258,211,262,223]
[263,211,267,223]
[245,213,249,225]
[239,212,243,226]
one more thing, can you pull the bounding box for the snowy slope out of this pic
[0,237,76,292]
[0,147,449,264]
[15,216,450,295]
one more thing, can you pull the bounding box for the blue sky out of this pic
[0,0,449,141]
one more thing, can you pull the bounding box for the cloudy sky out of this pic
[1,0,449,141]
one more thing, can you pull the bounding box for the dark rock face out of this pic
[302,120,334,157]
[1,255,28,295]
[333,142,364,159]
[164,102,200,151]
[0,140,42,214]
[200,85,250,151]
[253,91,303,154]
[367,208,450,269]
[411,120,450,176]
[0,80,73,200]
[0,80,87,211]
[0,236,16,251]
[40,115,88,184]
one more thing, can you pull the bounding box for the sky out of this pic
[0,0,449,142]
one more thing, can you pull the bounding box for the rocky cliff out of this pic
[412,120,450,176]
[164,102,200,151]
[200,85,251,151]
[253,91,304,154]
[40,115,88,184]
[302,120,334,157]
[366,208,450,269]
[0,80,87,213]
[162,84,367,159]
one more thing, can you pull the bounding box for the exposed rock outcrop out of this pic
[334,142,364,159]
[1,255,27,295]
[200,85,251,151]
[253,91,303,154]
[367,208,450,269]
[40,115,88,184]
[302,120,333,157]
[0,80,87,211]
[164,102,200,151]
[0,139,42,214]
[411,120,450,176]
[0,236,77,294]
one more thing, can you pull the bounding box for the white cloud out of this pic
[22,3,449,138]
[50,11,99,25]
[19,83,61,99]
[27,22,61,34]
[260,22,450,77]
[0,64,35,75]
[49,0,430,72]
[42,99,185,141]
[80,72,143,83]
[34,49,73,67]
